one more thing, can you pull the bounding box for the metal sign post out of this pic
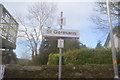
[58,47,62,80]
[58,39,64,80]
[41,12,79,80]
[58,12,64,80]
[106,0,119,79]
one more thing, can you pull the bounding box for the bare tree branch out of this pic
[91,1,119,33]
[16,2,57,59]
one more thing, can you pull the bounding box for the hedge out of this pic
[47,53,59,65]
[64,49,112,65]
[47,49,120,65]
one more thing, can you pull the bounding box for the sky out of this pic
[0,0,109,58]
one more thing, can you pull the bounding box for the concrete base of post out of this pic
[115,76,119,78]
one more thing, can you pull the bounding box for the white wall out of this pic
[107,34,119,49]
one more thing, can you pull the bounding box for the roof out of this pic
[104,26,120,47]
[104,33,110,47]
[0,4,18,25]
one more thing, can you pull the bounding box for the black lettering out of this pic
[47,30,52,34]
[54,30,57,34]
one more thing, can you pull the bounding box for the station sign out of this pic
[42,28,79,38]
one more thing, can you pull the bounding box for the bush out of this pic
[47,49,120,65]
[2,50,17,64]
[32,53,49,65]
[47,53,59,65]
[64,49,113,65]
[117,50,120,64]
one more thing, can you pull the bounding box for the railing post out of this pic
[0,65,5,80]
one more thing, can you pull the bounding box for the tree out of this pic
[36,37,58,65]
[20,52,31,60]
[2,50,17,64]
[91,1,120,32]
[63,38,80,51]
[80,42,87,49]
[33,38,86,65]
[40,38,81,53]
[40,38,87,53]
[95,40,104,49]
[17,2,57,59]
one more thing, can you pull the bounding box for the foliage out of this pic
[43,38,59,54]
[47,53,59,65]
[37,38,58,65]
[17,2,57,58]
[17,59,31,66]
[80,42,87,49]
[40,38,87,54]
[64,49,112,65]
[37,38,85,65]
[2,50,17,64]
[11,52,18,64]
[47,49,120,65]
[117,50,120,64]
[95,2,119,17]
[39,38,82,54]
[95,41,104,49]
[32,53,49,65]
[63,39,80,51]
[91,1,120,32]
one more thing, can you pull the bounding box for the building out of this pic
[0,4,19,64]
[0,4,19,49]
[104,26,120,50]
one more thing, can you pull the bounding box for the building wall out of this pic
[0,4,18,49]
[118,37,120,50]
[106,34,119,49]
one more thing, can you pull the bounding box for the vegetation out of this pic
[17,58,31,66]
[63,39,81,51]
[5,64,119,78]
[95,41,104,49]
[32,52,49,65]
[91,1,119,32]
[47,53,59,65]
[17,2,57,59]
[33,38,87,65]
[47,49,120,65]
[2,50,17,64]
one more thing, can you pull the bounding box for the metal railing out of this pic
[0,65,5,80]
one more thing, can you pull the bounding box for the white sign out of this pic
[58,39,64,48]
[42,28,79,38]
[57,17,66,26]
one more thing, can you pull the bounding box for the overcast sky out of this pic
[0,1,108,58]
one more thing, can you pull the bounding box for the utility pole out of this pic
[106,0,119,79]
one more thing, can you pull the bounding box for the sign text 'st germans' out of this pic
[42,28,79,38]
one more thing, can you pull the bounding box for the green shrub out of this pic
[64,49,113,65]
[117,50,120,64]
[47,53,59,65]
[47,49,120,65]
[2,50,17,64]
[32,53,49,65]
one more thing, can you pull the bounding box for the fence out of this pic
[0,65,5,80]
